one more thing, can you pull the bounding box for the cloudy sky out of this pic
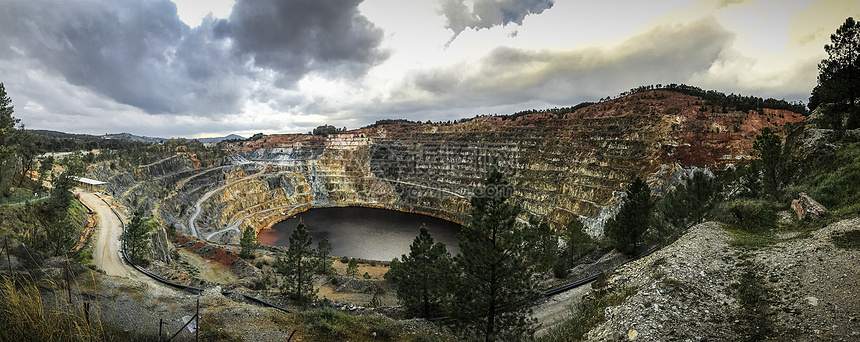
[1,0,857,138]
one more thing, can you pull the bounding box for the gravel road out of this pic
[77,191,149,283]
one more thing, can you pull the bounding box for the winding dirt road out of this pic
[77,191,148,282]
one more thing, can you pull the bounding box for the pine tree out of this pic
[683,171,719,225]
[315,237,332,275]
[562,219,595,265]
[447,170,540,341]
[810,17,860,128]
[652,170,718,244]
[239,225,258,259]
[386,224,453,318]
[276,222,317,302]
[346,257,359,278]
[0,83,20,196]
[123,207,155,264]
[524,217,558,274]
[40,154,84,255]
[752,128,784,199]
[737,160,762,198]
[604,177,652,257]
[36,156,54,192]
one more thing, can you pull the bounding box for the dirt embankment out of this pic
[580,219,860,341]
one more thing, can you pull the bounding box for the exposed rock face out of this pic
[149,227,172,264]
[791,192,828,220]
[108,90,804,242]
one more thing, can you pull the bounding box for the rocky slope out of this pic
[105,90,804,243]
[583,219,860,341]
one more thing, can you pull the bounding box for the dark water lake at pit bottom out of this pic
[257,207,462,261]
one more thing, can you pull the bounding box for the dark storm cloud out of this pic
[0,0,386,116]
[439,0,553,38]
[0,1,190,113]
[382,18,735,118]
[226,0,387,85]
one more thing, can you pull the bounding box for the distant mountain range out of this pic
[30,130,244,144]
[100,132,168,143]
[195,134,245,143]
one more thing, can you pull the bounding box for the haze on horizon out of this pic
[0,0,856,139]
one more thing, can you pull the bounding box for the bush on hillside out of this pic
[714,199,778,231]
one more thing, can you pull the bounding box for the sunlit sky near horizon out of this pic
[1,0,857,138]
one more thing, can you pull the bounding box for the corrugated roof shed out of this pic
[73,177,107,185]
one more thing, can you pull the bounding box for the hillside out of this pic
[576,218,860,341]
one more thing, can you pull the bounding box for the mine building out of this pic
[73,176,108,192]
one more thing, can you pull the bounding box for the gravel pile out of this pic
[753,217,860,341]
[583,218,860,341]
[586,222,739,341]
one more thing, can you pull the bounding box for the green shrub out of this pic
[786,142,860,218]
[715,199,778,231]
[832,230,860,249]
[552,259,568,279]
[299,306,407,341]
[73,246,93,264]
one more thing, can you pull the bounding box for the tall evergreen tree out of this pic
[524,216,558,274]
[40,154,84,255]
[653,171,718,244]
[346,257,359,278]
[753,128,784,199]
[276,222,317,302]
[123,207,155,264]
[386,224,453,319]
[36,156,54,192]
[16,130,42,187]
[239,225,258,259]
[604,177,652,257]
[447,170,540,342]
[562,219,595,265]
[810,17,860,128]
[315,237,332,275]
[736,160,762,198]
[0,83,20,196]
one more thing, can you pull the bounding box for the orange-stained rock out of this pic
[791,193,828,221]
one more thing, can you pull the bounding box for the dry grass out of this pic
[0,276,140,341]
[331,258,390,279]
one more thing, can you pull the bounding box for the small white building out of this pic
[73,177,107,192]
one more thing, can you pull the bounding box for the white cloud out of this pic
[172,0,235,27]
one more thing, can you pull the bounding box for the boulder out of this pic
[791,193,828,221]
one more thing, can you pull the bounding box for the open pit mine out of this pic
[103,90,804,245]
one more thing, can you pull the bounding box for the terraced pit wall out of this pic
[105,91,805,243]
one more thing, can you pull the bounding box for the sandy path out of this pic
[77,191,148,282]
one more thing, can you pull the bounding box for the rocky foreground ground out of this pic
[584,219,860,341]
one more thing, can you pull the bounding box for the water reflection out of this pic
[258,207,462,260]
